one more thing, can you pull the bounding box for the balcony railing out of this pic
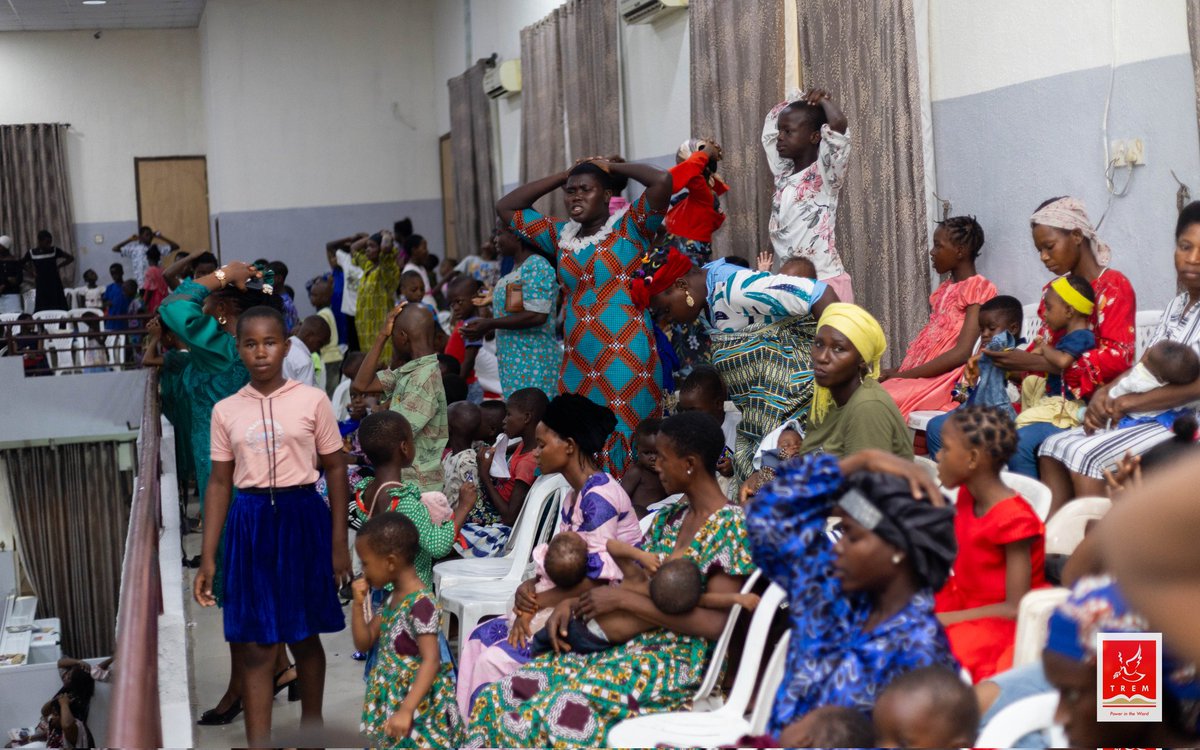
[108,369,162,748]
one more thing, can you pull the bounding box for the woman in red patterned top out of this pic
[982,197,1135,482]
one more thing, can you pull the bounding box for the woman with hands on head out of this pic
[496,154,673,476]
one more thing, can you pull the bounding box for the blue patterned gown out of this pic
[512,195,665,476]
[744,453,958,733]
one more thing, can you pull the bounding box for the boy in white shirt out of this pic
[283,315,331,388]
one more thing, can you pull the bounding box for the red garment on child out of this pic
[444,320,479,384]
[664,151,728,243]
[143,266,170,315]
[493,443,537,502]
[935,486,1047,682]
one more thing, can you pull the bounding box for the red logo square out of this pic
[1101,638,1158,704]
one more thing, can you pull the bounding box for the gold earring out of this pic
[685,290,695,308]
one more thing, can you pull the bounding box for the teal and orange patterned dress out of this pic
[463,499,756,748]
[512,194,665,476]
[361,589,463,748]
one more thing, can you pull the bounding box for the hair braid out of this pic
[936,215,985,259]
[948,405,1018,466]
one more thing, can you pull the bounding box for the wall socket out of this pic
[1110,138,1146,167]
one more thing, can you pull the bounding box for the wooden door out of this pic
[135,157,211,261]
[439,134,458,260]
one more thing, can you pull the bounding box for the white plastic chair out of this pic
[747,630,790,735]
[637,493,683,535]
[999,470,1052,522]
[607,581,788,748]
[1135,309,1163,359]
[975,691,1060,747]
[691,568,762,710]
[907,409,947,432]
[438,475,569,656]
[70,307,109,369]
[914,454,939,480]
[32,309,76,373]
[434,473,569,594]
[1021,301,1042,344]
[1044,496,1110,556]
[0,312,21,324]
[1012,587,1070,667]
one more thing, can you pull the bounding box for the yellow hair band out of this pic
[1050,276,1094,316]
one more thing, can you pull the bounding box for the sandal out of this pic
[197,699,242,725]
[273,664,299,702]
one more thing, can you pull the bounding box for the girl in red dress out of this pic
[934,405,1047,682]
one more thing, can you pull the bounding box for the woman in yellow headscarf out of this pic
[804,303,913,458]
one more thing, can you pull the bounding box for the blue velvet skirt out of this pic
[222,486,345,644]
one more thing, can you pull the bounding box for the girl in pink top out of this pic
[195,305,352,748]
[881,216,997,417]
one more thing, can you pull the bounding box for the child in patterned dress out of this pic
[762,87,854,301]
[352,512,463,748]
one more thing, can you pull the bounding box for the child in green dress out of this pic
[351,512,463,748]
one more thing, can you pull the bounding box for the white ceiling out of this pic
[0,0,207,32]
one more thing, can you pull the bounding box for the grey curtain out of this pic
[559,0,620,159]
[797,0,931,364]
[519,10,567,218]
[448,61,498,258]
[689,0,785,262]
[4,441,132,657]
[0,124,76,286]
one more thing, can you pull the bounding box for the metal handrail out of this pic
[108,369,163,748]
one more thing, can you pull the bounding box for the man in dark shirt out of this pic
[0,235,24,314]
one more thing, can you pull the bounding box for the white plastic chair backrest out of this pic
[975,691,1060,747]
[1012,586,1070,667]
[0,312,20,324]
[499,473,570,584]
[693,568,761,702]
[1021,302,1042,345]
[999,471,1052,522]
[715,582,788,717]
[1044,496,1111,556]
[914,455,938,481]
[1135,309,1163,359]
[32,309,71,332]
[748,630,790,734]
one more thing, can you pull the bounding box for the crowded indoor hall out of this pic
[3,0,1200,747]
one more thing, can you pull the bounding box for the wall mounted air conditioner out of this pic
[620,0,688,25]
[483,59,521,100]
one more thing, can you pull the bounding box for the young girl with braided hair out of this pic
[933,405,1047,682]
[879,216,996,418]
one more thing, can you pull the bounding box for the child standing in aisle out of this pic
[352,513,463,748]
[762,87,854,301]
[194,305,351,747]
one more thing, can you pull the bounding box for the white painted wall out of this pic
[432,0,690,192]
[929,0,1191,100]
[927,0,1200,309]
[198,0,442,214]
[621,9,691,162]
[0,29,204,226]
